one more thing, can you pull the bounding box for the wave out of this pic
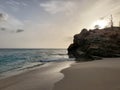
[0,49,74,79]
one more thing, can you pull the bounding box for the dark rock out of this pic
[67,27,120,61]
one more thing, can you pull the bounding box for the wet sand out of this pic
[1,58,120,90]
[0,61,74,90]
[53,58,120,90]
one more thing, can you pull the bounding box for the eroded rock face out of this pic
[68,27,120,61]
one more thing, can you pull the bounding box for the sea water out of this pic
[0,49,71,79]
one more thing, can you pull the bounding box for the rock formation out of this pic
[68,27,120,61]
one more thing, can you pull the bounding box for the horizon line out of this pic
[0,48,67,50]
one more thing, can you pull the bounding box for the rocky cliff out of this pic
[68,27,120,61]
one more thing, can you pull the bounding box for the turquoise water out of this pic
[0,49,68,76]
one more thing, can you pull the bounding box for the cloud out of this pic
[40,1,75,14]
[0,27,24,33]
[6,0,20,6]
[0,12,24,33]
[0,13,8,21]
[16,29,24,33]
[5,0,28,12]
[21,2,28,6]
[0,27,6,31]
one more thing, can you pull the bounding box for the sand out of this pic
[53,58,120,90]
[0,58,120,90]
[0,61,74,90]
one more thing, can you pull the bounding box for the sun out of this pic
[91,19,108,29]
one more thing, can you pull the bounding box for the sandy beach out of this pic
[0,61,74,90]
[0,58,120,90]
[54,58,120,90]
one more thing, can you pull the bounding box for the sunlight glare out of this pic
[92,19,108,29]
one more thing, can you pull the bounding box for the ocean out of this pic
[0,49,72,79]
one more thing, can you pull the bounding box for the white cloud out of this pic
[6,0,20,6]
[0,12,24,33]
[21,2,28,6]
[0,13,8,21]
[5,0,22,12]
[40,1,75,14]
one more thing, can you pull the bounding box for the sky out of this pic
[0,0,120,48]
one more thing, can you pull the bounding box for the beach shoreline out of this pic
[1,58,120,90]
[0,61,74,90]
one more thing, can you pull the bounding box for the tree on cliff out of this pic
[94,25,100,29]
